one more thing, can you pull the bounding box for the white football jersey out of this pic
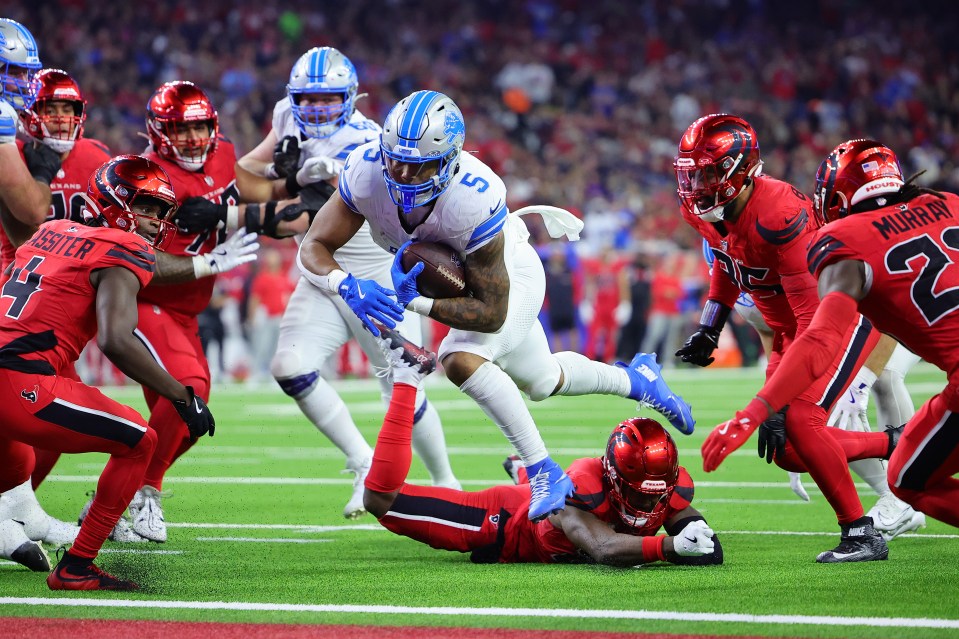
[271,98,388,278]
[338,142,529,258]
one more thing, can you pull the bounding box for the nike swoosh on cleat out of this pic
[825,551,865,560]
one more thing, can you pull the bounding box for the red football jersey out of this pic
[684,175,820,340]
[4,138,111,267]
[139,136,240,317]
[0,219,154,375]
[808,192,959,381]
[502,458,695,563]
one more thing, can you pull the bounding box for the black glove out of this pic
[675,326,722,366]
[757,407,788,464]
[172,386,216,441]
[174,197,229,233]
[299,181,336,211]
[272,135,300,178]
[675,299,732,367]
[23,142,62,185]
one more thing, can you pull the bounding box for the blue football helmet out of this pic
[287,47,358,139]
[0,18,41,110]
[380,90,465,214]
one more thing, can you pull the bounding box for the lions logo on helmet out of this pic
[380,91,465,214]
[0,18,42,110]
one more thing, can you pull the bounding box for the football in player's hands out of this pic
[400,241,469,299]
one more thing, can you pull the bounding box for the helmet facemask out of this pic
[146,81,219,172]
[602,418,679,533]
[287,47,358,139]
[0,19,42,110]
[380,91,465,214]
[675,114,762,223]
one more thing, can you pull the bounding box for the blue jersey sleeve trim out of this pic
[467,203,507,250]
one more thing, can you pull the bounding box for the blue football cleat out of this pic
[616,352,695,435]
[526,456,574,522]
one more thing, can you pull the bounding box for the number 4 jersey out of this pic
[807,192,959,380]
[0,220,154,375]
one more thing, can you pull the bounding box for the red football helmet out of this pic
[813,139,904,226]
[674,114,762,222]
[84,155,178,249]
[21,68,86,153]
[602,417,679,531]
[146,81,218,172]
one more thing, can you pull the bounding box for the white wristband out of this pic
[407,296,434,316]
[192,255,213,279]
[225,205,240,233]
[297,262,348,295]
[265,163,279,179]
[856,365,879,389]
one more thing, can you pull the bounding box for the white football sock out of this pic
[0,480,50,541]
[554,351,630,396]
[849,458,891,497]
[297,377,373,469]
[873,345,920,429]
[459,362,548,465]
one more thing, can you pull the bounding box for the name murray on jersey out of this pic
[25,226,96,260]
[872,198,953,240]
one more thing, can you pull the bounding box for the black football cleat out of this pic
[816,516,889,563]
[47,552,138,591]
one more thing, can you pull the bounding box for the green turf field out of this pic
[2,363,957,638]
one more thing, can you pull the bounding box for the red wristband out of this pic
[641,534,666,563]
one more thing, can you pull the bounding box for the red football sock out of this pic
[71,429,157,559]
[365,383,418,493]
[31,448,61,490]
[776,429,891,472]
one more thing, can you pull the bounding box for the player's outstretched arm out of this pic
[550,505,717,567]
[152,229,259,284]
[93,266,215,440]
[92,266,193,402]
[425,233,510,333]
[664,506,724,565]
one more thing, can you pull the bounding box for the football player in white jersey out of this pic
[297,90,695,522]
[238,48,459,519]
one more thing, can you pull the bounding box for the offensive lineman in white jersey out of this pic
[238,48,459,518]
[297,90,695,522]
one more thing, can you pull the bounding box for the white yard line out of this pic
[0,597,956,630]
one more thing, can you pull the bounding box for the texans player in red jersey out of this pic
[13,68,111,493]
[673,114,895,563]
[361,327,720,566]
[735,139,959,532]
[0,155,215,590]
[114,80,311,544]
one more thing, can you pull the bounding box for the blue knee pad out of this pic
[276,371,320,399]
[413,398,428,424]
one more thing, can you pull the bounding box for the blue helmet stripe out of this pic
[399,91,437,147]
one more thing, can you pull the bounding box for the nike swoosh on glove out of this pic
[701,399,768,472]
[337,273,404,337]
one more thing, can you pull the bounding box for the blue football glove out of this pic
[337,273,404,336]
[391,241,425,308]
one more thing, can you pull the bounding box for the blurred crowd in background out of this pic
[11,0,957,381]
